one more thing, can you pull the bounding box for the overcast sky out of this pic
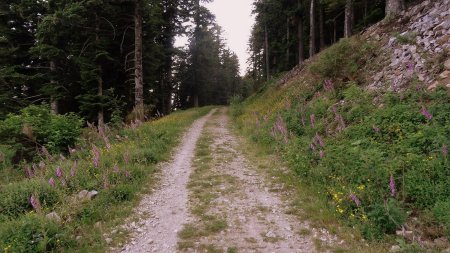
[175,0,255,75]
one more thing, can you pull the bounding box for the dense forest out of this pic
[246,0,411,84]
[0,0,242,125]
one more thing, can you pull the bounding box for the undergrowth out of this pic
[231,36,449,250]
[0,107,211,252]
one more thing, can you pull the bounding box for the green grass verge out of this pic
[0,107,212,252]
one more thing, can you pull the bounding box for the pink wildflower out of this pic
[324,79,334,91]
[123,152,130,165]
[48,177,56,187]
[442,145,448,157]
[421,106,432,120]
[92,145,100,167]
[41,146,53,161]
[389,175,396,197]
[350,194,361,206]
[30,195,41,211]
[373,125,380,133]
[56,167,63,178]
[310,114,315,128]
[113,164,120,173]
[319,150,325,158]
[315,133,325,148]
[24,166,33,178]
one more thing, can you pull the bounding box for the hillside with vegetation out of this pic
[233,0,450,251]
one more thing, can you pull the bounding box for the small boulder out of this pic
[88,190,99,199]
[439,70,450,79]
[77,190,99,201]
[390,245,401,252]
[445,58,450,70]
[46,212,62,223]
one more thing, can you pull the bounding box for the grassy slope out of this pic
[0,107,212,253]
[231,37,449,251]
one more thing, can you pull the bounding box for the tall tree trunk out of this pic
[344,0,354,38]
[309,0,316,57]
[319,3,325,50]
[286,17,290,68]
[386,0,405,17]
[49,61,58,114]
[95,15,104,130]
[264,23,270,81]
[363,0,368,26]
[134,1,144,120]
[97,70,104,130]
[298,16,304,65]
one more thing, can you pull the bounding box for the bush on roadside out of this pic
[0,105,83,163]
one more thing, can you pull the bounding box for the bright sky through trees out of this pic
[205,0,255,75]
[176,0,254,75]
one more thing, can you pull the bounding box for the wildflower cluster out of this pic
[271,115,289,143]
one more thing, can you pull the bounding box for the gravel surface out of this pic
[113,109,215,253]
[111,108,336,253]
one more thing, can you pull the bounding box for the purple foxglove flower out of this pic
[56,167,63,178]
[373,125,380,133]
[24,166,33,178]
[319,150,325,158]
[350,194,361,206]
[336,115,346,129]
[315,133,325,148]
[442,145,448,157]
[389,175,396,197]
[102,134,111,149]
[92,145,100,167]
[324,79,334,91]
[310,114,316,128]
[124,170,131,178]
[309,143,316,151]
[30,195,41,211]
[331,105,337,114]
[123,152,129,165]
[41,146,53,161]
[421,106,432,120]
[113,164,120,173]
[48,177,56,187]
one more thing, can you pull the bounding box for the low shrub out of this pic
[0,105,83,163]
